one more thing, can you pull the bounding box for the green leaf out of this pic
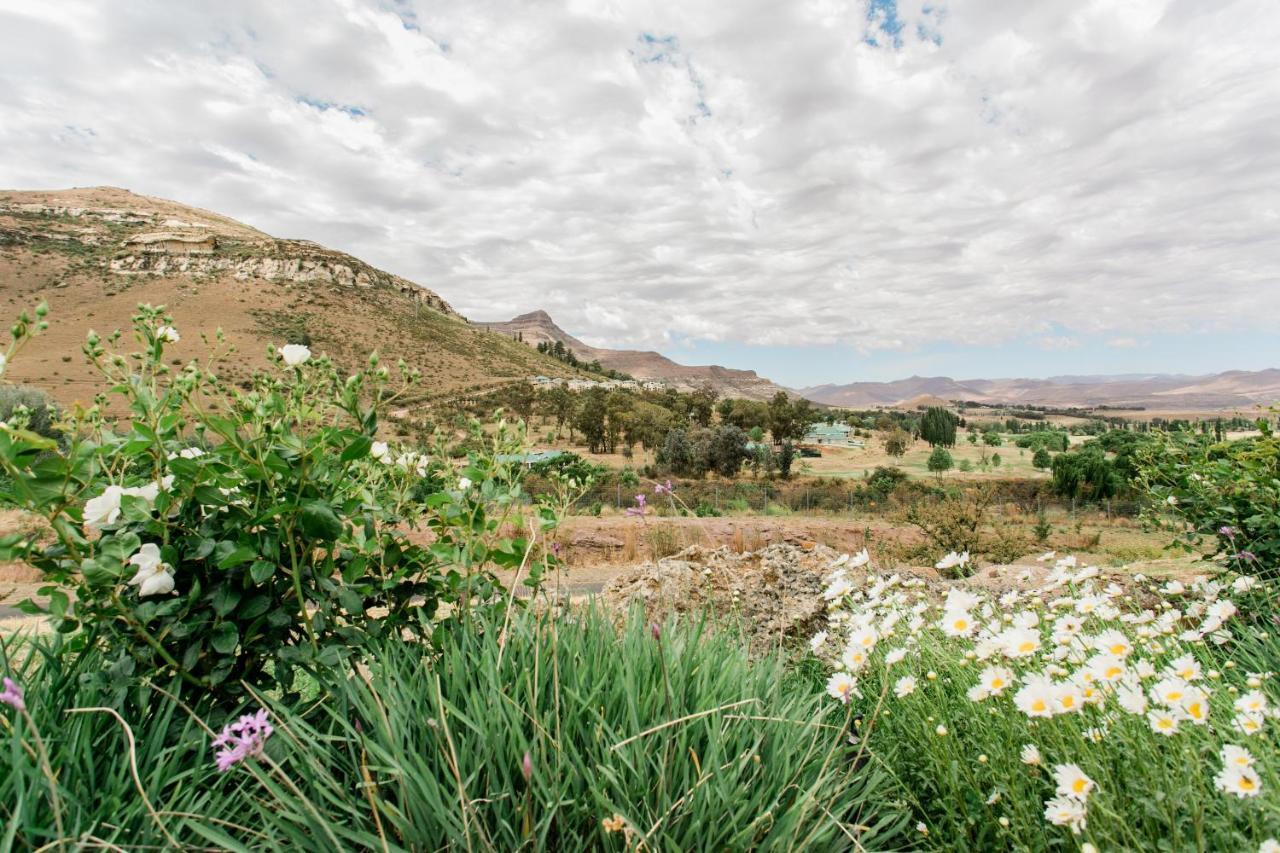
[211,585,242,616]
[210,622,239,655]
[340,434,373,463]
[300,500,344,541]
[337,587,364,615]
[249,560,275,583]
[217,545,258,569]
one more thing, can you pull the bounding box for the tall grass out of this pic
[2,609,910,850]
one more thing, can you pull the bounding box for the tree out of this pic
[706,426,750,478]
[657,428,698,477]
[982,430,1002,447]
[777,441,796,480]
[883,428,911,458]
[689,384,719,427]
[991,452,1001,468]
[1032,447,1052,470]
[927,446,954,478]
[920,407,958,448]
[573,389,609,453]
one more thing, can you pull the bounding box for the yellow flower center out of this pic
[1032,699,1046,712]
[990,678,1005,690]
[1061,695,1076,709]
[1240,777,1256,791]
[1110,644,1127,655]
[1072,779,1087,794]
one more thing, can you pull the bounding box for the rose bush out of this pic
[0,304,557,696]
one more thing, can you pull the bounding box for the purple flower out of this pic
[0,677,24,711]
[1237,551,1257,563]
[551,541,562,556]
[625,493,647,517]
[212,707,273,772]
[654,480,674,496]
[650,622,661,641]
[521,750,533,783]
[1220,526,1237,538]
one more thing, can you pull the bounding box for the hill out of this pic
[0,187,583,405]
[475,310,795,401]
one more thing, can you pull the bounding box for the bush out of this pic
[0,384,61,443]
[0,305,547,697]
[1137,423,1280,578]
[1032,447,1052,470]
[927,446,954,477]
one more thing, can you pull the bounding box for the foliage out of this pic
[866,465,908,498]
[0,305,552,696]
[920,407,958,448]
[1051,447,1122,502]
[1137,422,1280,578]
[1015,430,1070,453]
[1,610,911,850]
[882,427,912,458]
[927,446,954,477]
[0,384,62,444]
[904,487,995,570]
[1031,447,1052,470]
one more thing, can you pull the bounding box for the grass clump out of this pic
[2,608,910,850]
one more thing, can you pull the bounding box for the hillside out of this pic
[475,310,795,401]
[801,370,1280,411]
[0,187,583,405]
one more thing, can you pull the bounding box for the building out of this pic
[802,423,865,447]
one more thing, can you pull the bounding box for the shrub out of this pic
[0,305,548,696]
[904,487,994,564]
[1032,447,1052,470]
[1137,423,1280,578]
[927,446,954,477]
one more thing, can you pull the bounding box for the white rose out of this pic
[84,485,125,529]
[278,344,311,367]
[458,477,473,490]
[127,543,175,597]
[156,325,180,343]
[370,441,391,463]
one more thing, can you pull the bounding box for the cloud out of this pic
[1,0,1279,363]
[1107,337,1142,349]
[1039,336,1081,352]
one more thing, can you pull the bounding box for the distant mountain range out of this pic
[799,370,1280,411]
[474,311,794,401]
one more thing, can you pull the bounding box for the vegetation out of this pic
[813,554,1279,851]
[920,406,959,448]
[1138,419,1280,578]
[1,609,909,849]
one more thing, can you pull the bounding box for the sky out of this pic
[1,0,1279,387]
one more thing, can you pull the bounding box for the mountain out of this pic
[801,370,1280,411]
[0,187,582,406]
[475,310,796,401]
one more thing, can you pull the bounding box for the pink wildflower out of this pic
[625,493,647,517]
[654,480,674,496]
[212,707,273,772]
[0,677,24,711]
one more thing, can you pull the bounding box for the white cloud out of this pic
[1,0,1278,359]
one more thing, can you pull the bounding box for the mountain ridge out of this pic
[475,310,797,401]
[800,369,1280,410]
